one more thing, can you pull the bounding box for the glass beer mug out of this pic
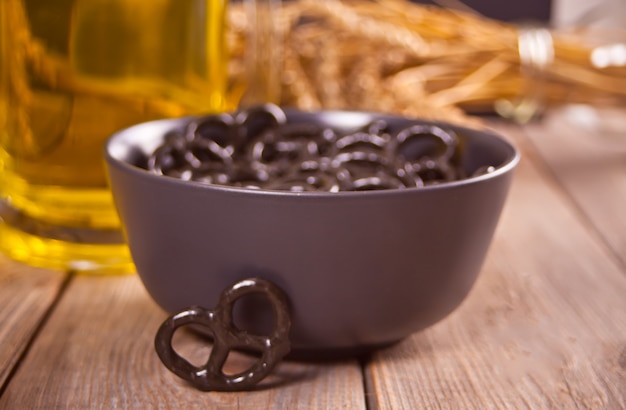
[0,0,257,273]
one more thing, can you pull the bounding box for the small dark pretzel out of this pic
[146,105,477,191]
[154,278,291,391]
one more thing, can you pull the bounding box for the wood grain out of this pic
[365,124,626,409]
[2,115,625,409]
[0,254,66,390]
[0,275,366,409]
[522,108,626,267]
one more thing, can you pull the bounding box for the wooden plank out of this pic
[365,124,626,409]
[522,108,626,266]
[0,254,66,390]
[0,274,366,409]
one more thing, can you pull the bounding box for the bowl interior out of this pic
[106,109,518,193]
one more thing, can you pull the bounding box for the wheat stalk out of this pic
[227,0,626,125]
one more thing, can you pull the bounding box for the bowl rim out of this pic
[104,110,521,199]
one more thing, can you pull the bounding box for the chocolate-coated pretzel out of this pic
[147,104,481,191]
[154,278,291,391]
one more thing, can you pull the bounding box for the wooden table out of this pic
[1,109,625,409]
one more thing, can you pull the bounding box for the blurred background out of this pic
[414,0,623,28]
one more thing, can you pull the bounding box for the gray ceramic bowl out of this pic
[104,109,519,356]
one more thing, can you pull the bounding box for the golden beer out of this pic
[0,0,228,273]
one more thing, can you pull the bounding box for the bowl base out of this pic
[285,341,400,362]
